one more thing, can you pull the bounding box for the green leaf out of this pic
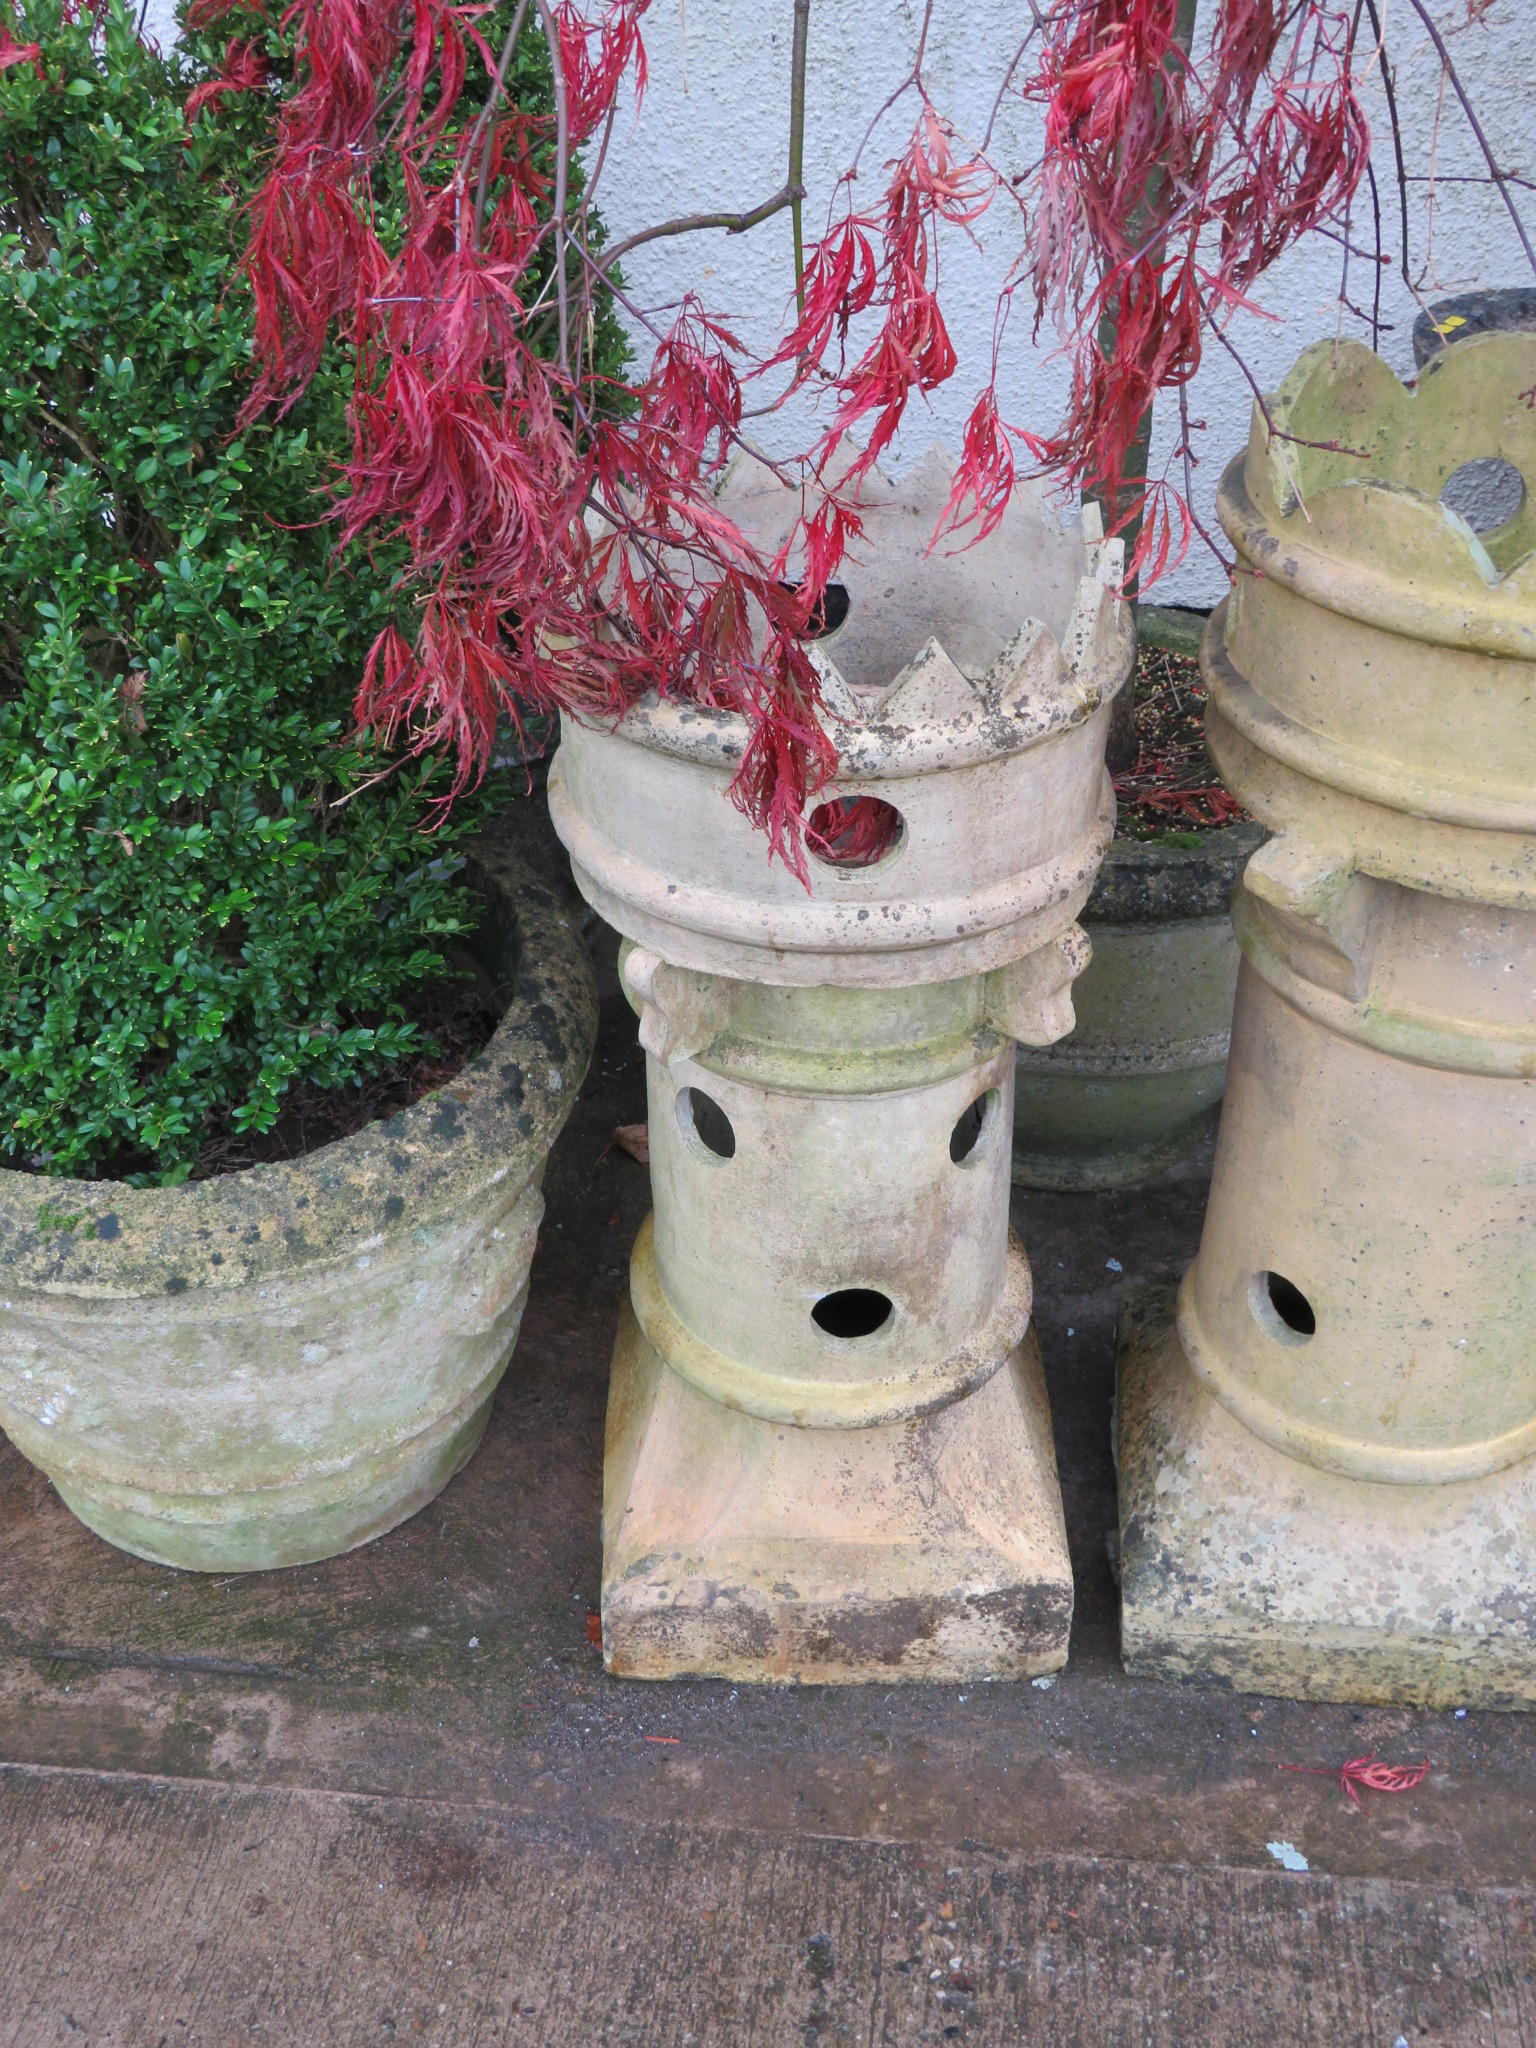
[0,0,588,1183]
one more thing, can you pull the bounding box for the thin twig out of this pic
[595,187,801,272]
[1310,221,1391,262]
[1364,154,1384,348]
[1360,0,1411,285]
[1402,171,1536,190]
[1203,311,1369,514]
[580,94,621,221]
[911,0,935,76]
[327,756,410,813]
[1403,0,1536,277]
[982,7,1047,151]
[535,0,571,367]
[788,0,812,313]
[1422,49,1448,286]
[844,0,935,185]
[471,0,533,239]
[571,94,622,387]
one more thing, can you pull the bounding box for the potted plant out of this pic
[0,0,598,1568]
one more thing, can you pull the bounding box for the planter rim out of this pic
[566,620,1132,781]
[1085,819,1265,924]
[0,844,595,1300]
[1219,449,1536,659]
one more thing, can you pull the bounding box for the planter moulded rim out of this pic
[0,845,596,1303]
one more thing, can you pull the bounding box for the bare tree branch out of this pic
[595,186,802,274]
[1403,0,1536,277]
[982,5,1047,152]
[1359,0,1412,286]
[844,0,936,185]
[789,0,811,312]
[1179,383,1235,574]
[534,0,571,367]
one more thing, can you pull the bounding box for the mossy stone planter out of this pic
[1012,822,1263,1189]
[0,846,596,1572]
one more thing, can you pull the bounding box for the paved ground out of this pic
[1,783,1533,2045]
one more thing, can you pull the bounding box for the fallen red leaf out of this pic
[1281,1751,1432,1807]
[584,1611,602,1649]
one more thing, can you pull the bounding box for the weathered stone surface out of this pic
[1081,821,1264,926]
[1179,951,1536,1485]
[1120,334,1536,1707]
[1118,1281,1536,1709]
[1012,825,1263,1191]
[549,454,1130,1680]
[594,953,1075,1679]
[0,848,598,1571]
[548,453,1133,991]
[716,441,1091,694]
[602,1292,1072,1686]
[1137,601,1208,658]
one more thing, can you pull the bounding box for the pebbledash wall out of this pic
[142,0,1530,605]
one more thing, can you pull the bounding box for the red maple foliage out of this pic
[184,34,268,122]
[209,0,1372,867]
[0,13,42,71]
[1005,0,1366,582]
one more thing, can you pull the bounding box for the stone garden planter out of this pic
[1115,333,1536,1707]
[1012,820,1260,1189]
[0,846,597,1572]
[549,448,1134,1683]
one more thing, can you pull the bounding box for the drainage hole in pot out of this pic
[780,578,851,639]
[806,796,904,869]
[1252,1269,1316,1343]
[950,1088,999,1164]
[812,1288,894,1340]
[1440,456,1526,534]
[677,1087,735,1160]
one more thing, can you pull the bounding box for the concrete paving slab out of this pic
[1,1764,1532,2047]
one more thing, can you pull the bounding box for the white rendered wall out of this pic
[595,0,1532,605]
[140,0,1531,604]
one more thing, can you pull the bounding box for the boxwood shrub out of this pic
[1,1,540,1183]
